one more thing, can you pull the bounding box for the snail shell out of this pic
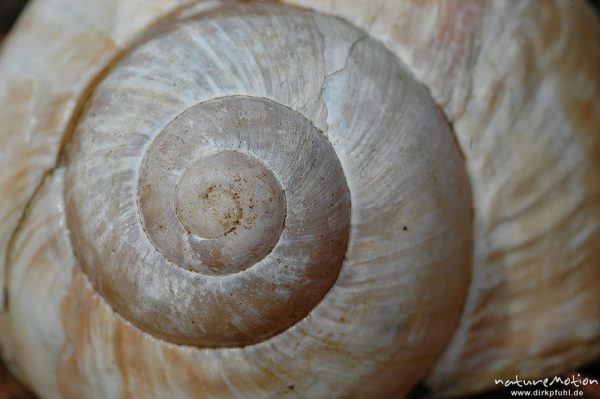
[0,1,599,398]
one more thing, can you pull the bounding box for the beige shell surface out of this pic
[0,0,222,310]
[0,0,599,398]
[1,1,472,399]
[282,0,600,396]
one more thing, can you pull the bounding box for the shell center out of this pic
[175,150,285,243]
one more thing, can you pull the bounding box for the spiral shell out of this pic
[0,1,599,398]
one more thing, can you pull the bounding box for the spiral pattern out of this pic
[137,96,350,279]
[2,1,479,397]
[53,5,470,357]
[68,93,352,346]
[2,0,600,398]
[61,2,472,351]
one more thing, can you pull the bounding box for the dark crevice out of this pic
[0,1,28,34]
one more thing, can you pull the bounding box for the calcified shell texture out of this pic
[1,1,600,399]
[63,2,474,356]
[0,2,473,398]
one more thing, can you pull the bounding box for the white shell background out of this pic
[1,2,471,398]
[0,1,599,398]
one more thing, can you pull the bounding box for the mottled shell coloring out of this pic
[0,1,599,398]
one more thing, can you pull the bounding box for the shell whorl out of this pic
[5,1,599,399]
[67,94,352,347]
[63,2,471,356]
